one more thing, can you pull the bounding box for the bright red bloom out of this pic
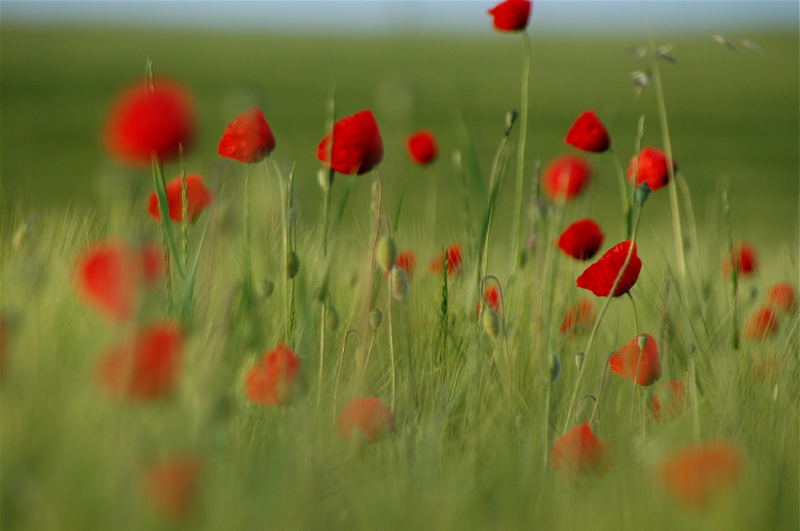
[609,333,661,386]
[337,397,395,443]
[428,244,463,276]
[218,108,276,163]
[659,442,742,507]
[542,155,592,201]
[317,110,383,175]
[245,343,301,406]
[767,282,796,313]
[148,174,213,223]
[651,380,687,421]
[487,0,531,32]
[627,147,676,192]
[396,250,416,278]
[96,321,183,400]
[722,242,758,277]
[558,218,604,260]
[743,306,779,339]
[406,130,437,165]
[476,286,501,316]
[576,240,642,297]
[76,243,163,321]
[559,298,596,337]
[565,110,610,153]
[142,457,201,520]
[104,79,194,166]
[552,422,610,480]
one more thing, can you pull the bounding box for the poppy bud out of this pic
[326,304,340,331]
[317,168,331,190]
[517,248,528,268]
[634,183,651,205]
[504,110,519,136]
[286,251,300,279]
[637,334,648,350]
[575,351,586,369]
[550,353,562,381]
[482,308,500,339]
[369,308,383,330]
[261,279,275,298]
[377,235,398,273]
[389,266,409,300]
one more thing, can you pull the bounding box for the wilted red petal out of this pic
[542,155,592,201]
[565,110,610,153]
[576,240,641,297]
[245,343,301,406]
[317,110,383,175]
[143,457,201,520]
[487,0,531,32]
[337,397,395,443]
[722,242,758,277]
[559,298,596,337]
[743,306,779,339]
[552,422,610,481]
[627,146,676,191]
[104,78,194,166]
[558,218,604,260]
[659,442,742,507]
[148,174,214,223]
[651,380,687,420]
[406,130,437,165]
[766,282,796,313]
[609,333,661,386]
[218,108,276,163]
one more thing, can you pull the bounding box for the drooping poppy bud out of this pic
[376,235,398,274]
[576,241,642,297]
[218,107,276,163]
[148,174,213,223]
[565,110,610,153]
[317,110,383,175]
[390,266,409,300]
[558,218,605,260]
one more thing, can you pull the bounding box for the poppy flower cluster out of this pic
[317,110,383,175]
[142,457,201,520]
[245,343,302,406]
[558,218,604,260]
[576,240,642,297]
[429,243,463,276]
[406,130,438,165]
[552,422,610,481]
[565,110,610,153]
[542,155,592,201]
[218,107,276,163]
[337,397,395,444]
[487,0,531,32]
[627,147,677,192]
[148,174,214,223]
[609,333,662,386]
[659,442,742,507]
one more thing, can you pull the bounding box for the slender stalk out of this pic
[243,163,252,283]
[387,276,396,410]
[609,149,633,238]
[179,144,189,271]
[511,33,533,266]
[318,86,336,407]
[333,329,360,422]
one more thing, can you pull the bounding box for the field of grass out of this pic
[1,21,799,531]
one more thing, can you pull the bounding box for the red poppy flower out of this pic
[476,286,501,316]
[147,174,213,223]
[767,282,796,313]
[428,243,463,276]
[558,218,604,260]
[337,397,395,443]
[396,250,416,278]
[743,306,779,339]
[576,240,642,297]
[722,242,758,277]
[659,442,742,507]
[96,321,183,400]
[76,243,163,321]
[559,298,596,337]
[609,333,661,386]
[245,343,301,406]
[317,110,383,175]
[542,155,592,201]
[104,78,194,166]
[142,457,201,520]
[552,422,610,480]
[487,0,531,32]
[651,380,687,421]
[627,147,677,192]
[218,107,276,163]
[565,110,610,153]
[406,130,437,165]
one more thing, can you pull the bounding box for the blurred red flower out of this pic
[148,174,213,223]
[476,286,501,316]
[558,218,604,260]
[487,0,531,32]
[565,110,610,153]
[142,457,201,520]
[576,240,641,297]
[104,78,194,166]
[396,250,416,278]
[767,282,796,313]
[245,343,301,406]
[651,380,687,420]
[97,321,183,400]
[337,397,395,443]
[76,242,163,322]
[722,242,758,277]
[429,243,463,276]
[743,306,779,339]
[317,110,383,175]
[218,107,276,163]
[609,333,661,386]
[627,146,676,192]
[559,298,596,337]
[406,130,437,165]
[659,442,742,508]
[542,155,592,201]
[552,422,610,480]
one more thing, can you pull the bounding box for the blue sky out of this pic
[3,1,798,34]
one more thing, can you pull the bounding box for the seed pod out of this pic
[634,183,651,205]
[482,308,500,339]
[326,304,340,331]
[286,251,300,279]
[549,353,562,382]
[261,279,275,298]
[369,308,383,330]
[504,110,519,136]
[575,351,586,369]
[637,334,648,350]
[389,266,408,300]
[376,235,398,273]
